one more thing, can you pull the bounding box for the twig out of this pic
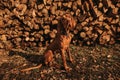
[21,64,42,72]
[11,48,29,54]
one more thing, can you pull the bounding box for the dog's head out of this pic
[58,13,76,35]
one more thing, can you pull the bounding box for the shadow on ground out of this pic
[0,44,120,80]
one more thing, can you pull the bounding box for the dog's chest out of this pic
[60,35,71,48]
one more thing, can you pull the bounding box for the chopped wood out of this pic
[0,0,119,47]
[80,32,86,38]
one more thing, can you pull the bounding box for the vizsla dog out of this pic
[21,13,76,72]
[44,13,76,71]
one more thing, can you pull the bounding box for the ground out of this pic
[0,44,120,80]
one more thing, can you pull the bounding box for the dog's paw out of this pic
[65,66,72,72]
[70,58,75,64]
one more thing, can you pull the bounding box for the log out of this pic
[109,37,115,44]
[99,32,111,44]
[0,0,119,48]
[80,32,86,38]
[49,31,56,38]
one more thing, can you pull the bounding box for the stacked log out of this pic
[0,0,120,49]
[73,0,120,45]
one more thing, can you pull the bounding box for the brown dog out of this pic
[44,13,76,71]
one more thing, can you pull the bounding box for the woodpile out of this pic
[0,0,120,49]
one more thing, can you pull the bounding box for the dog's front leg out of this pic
[66,48,74,63]
[60,49,72,71]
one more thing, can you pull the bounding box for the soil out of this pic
[0,44,120,80]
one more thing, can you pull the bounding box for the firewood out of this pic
[98,2,103,8]
[72,2,77,11]
[76,23,83,31]
[117,27,120,32]
[86,41,91,45]
[80,32,86,38]
[111,18,119,24]
[81,21,87,26]
[0,0,119,48]
[76,0,82,6]
[88,0,97,19]
[83,26,89,31]
[116,3,120,7]
[107,0,115,8]
[0,42,4,49]
[89,16,93,22]
[20,0,28,4]
[49,30,56,38]
[44,29,50,34]
[0,29,5,35]
[73,29,79,34]
[111,25,116,32]
[25,37,30,41]
[41,8,48,16]
[38,4,44,10]
[84,1,89,12]
[31,42,37,47]
[99,32,111,44]
[92,33,98,41]
[97,29,103,35]
[112,7,119,15]
[102,0,108,8]
[52,20,58,25]
[75,9,80,16]
[40,36,44,42]
[77,14,87,22]
[0,20,4,27]
[24,32,29,37]
[57,1,62,9]
[104,24,111,30]
[29,37,35,42]
[0,35,7,41]
[50,6,57,15]
[39,30,44,35]
[109,37,115,45]
[13,4,27,16]
[98,14,104,21]
[86,30,92,38]
[15,37,22,42]
[67,2,72,8]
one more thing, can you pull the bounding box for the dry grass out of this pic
[0,44,120,80]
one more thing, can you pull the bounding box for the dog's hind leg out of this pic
[44,50,53,66]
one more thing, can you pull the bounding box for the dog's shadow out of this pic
[9,50,44,64]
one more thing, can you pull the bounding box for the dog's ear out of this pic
[64,14,76,30]
[59,17,69,28]
[58,13,76,32]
